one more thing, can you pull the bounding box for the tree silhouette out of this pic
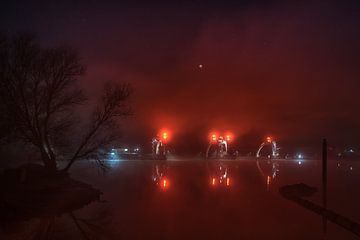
[0,33,132,172]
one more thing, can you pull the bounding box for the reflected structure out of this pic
[152,162,170,190]
[256,159,280,191]
[207,161,231,187]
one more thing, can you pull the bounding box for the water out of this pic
[1,158,360,239]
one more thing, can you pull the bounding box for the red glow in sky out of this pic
[3,1,360,149]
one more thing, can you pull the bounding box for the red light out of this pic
[226,177,230,186]
[225,132,234,142]
[161,179,169,189]
[210,132,218,142]
[211,178,216,186]
[266,136,272,143]
[163,132,168,139]
[159,130,170,142]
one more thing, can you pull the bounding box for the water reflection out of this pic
[0,205,113,240]
[103,159,122,169]
[2,159,360,239]
[256,159,280,191]
[152,162,170,190]
[336,161,355,173]
[207,162,231,188]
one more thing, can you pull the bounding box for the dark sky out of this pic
[1,0,360,152]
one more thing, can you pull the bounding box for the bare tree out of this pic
[0,33,132,173]
[62,82,132,172]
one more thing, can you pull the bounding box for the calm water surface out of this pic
[72,158,360,239]
[2,158,360,239]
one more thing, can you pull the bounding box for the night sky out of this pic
[1,0,360,152]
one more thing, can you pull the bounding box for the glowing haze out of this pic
[1,0,360,151]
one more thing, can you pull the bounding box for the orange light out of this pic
[163,132,168,139]
[267,176,271,186]
[210,132,218,142]
[226,177,230,186]
[161,179,168,189]
[266,136,272,143]
[159,130,170,142]
[225,132,234,142]
[212,178,216,186]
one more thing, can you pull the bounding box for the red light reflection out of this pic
[161,178,169,190]
[211,177,216,186]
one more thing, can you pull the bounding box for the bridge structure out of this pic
[256,136,280,158]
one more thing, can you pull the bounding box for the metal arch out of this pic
[256,142,266,158]
[256,141,279,158]
[206,141,228,159]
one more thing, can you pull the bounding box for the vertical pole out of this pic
[322,138,328,237]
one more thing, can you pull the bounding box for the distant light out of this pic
[266,136,272,143]
[226,135,231,141]
[160,130,170,142]
[163,132,168,139]
[350,166,353,171]
[267,176,271,186]
[349,149,354,153]
[297,154,303,159]
[211,133,217,142]
[124,148,128,152]
[212,178,216,186]
[298,161,302,165]
[111,152,115,156]
[198,64,203,69]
